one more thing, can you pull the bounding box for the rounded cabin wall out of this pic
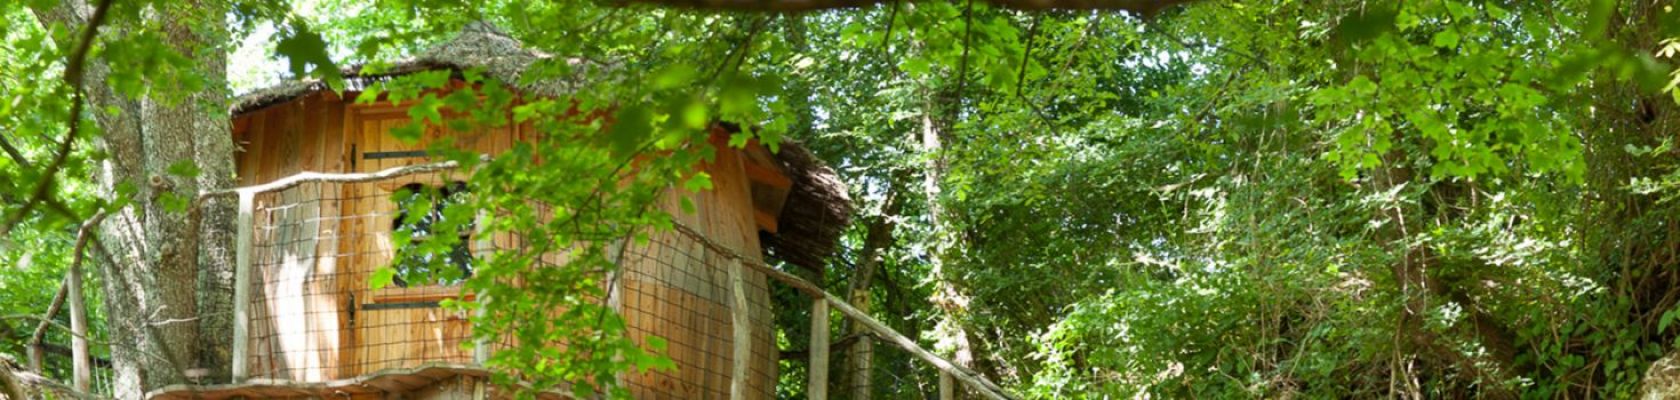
[621,134,778,399]
[231,89,781,399]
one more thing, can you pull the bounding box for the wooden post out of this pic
[808,299,829,400]
[67,253,90,392]
[821,295,1009,400]
[729,258,751,400]
[231,191,254,382]
[939,371,954,400]
[473,210,493,365]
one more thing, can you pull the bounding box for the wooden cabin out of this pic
[147,23,852,400]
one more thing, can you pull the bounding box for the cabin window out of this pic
[390,182,474,287]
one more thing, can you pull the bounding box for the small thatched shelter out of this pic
[150,22,851,400]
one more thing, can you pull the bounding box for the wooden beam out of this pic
[231,192,254,382]
[729,258,752,400]
[743,161,792,190]
[755,209,780,234]
[808,300,829,400]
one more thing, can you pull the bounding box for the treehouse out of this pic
[146,23,852,400]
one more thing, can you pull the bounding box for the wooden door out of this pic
[340,105,507,374]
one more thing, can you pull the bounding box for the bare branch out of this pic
[27,276,69,371]
[197,158,478,200]
[5,367,110,400]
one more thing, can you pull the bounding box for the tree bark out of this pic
[33,1,237,397]
[842,184,901,400]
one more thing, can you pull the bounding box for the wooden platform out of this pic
[145,363,570,400]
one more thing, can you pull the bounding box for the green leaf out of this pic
[159,192,190,213]
[166,159,200,178]
[1335,6,1397,44]
[1662,308,1678,332]
[370,267,396,290]
[683,172,712,192]
[274,24,342,89]
[609,105,653,157]
[1432,29,1461,49]
[409,93,445,124]
[681,99,709,130]
[679,196,696,214]
[390,124,424,144]
[653,65,699,90]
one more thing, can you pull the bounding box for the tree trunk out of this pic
[35,1,236,397]
[842,184,901,400]
[920,105,983,398]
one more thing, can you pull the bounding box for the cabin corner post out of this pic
[808,298,829,400]
[231,191,254,382]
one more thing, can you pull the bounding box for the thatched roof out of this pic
[231,22,584,114]
[230,22,853,272]
[759,142,852,271]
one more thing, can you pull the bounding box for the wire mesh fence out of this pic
[244,177,491,381]
[237,172,776,399]
[619,228,774,399]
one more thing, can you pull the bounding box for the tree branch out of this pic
[953,0,975,115]
[27,276,70,371]
[0,0,115,237]
[620,0,1195,13]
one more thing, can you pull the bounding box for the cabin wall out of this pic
[233,89,780,398]
[338,103,513,376]
[233,91,348,186]
[620,135,778,399]
[233,92,352,381]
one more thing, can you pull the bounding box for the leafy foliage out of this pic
[9,0,1680,398]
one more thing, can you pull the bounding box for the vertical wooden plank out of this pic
[337,107,362,376]
[233,191,255,382]
[729,258,750,400]
[68,253,89,392]
[807,299,829,400]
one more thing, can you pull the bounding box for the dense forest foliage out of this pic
[6,0,1680,398]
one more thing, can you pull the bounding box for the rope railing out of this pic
[216,161,1018,400]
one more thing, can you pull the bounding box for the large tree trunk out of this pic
[920,106,985,397]
[36,1,236,397]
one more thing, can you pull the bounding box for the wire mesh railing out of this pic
[226,161,778,399]
[243,177,495,381]
[214,160,1013,400]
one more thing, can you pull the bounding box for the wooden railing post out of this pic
[68,250,90,392]
[821,296,1009,400]
[230,191,254,382]
[473,210,493,365]
[728,258,751,400]
[939,371,954,400]
[808,299,829,400]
